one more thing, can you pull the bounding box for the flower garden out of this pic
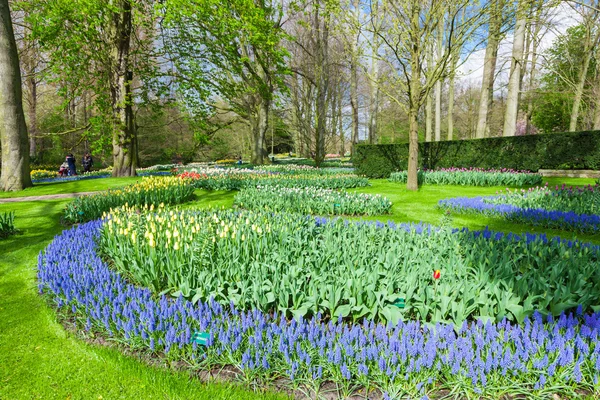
[13,166,600,398]
[439,183,600,233]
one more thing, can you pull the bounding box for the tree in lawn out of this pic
[28,0,157,176]
[160,0,289,165]
[368,0,485,190]
[0,0,32,191]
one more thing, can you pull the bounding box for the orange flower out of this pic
[433,270,441,280]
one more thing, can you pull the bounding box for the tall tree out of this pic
[475,0,504,139]
[350,0,360,150]
[29,0,150,176]
[503,0,527,137]
[369,0,485,189]
[434,17,443,142]
[161,0,289,165]
[568,1,600,131]
[368,0,381,144]
[0,0,32,191]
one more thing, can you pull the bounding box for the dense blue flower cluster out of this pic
[38,220,600,397]
[439,196,600,233]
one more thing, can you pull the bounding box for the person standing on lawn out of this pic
[82,152,93,173]
[66,153,76,176]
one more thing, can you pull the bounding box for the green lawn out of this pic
[0,177,142,198]
[1,175,599,399]
[0,196,285,400]
[351,179,600,244]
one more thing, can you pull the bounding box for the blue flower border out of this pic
[439,196,600,233]
[37,219,600,397]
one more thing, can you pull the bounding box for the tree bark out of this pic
[448,67,455,140]
[368,1,380,144]
[109,0,138,177]
[250,97,268,164]
[525,1,542,134]
[406,3,421,191]
[314,5,329,166]
[0,0,32,191]
[350,0,359,151]
[425,42,433,142]
[475,0,502,139]
[503,0,526,137]
[434,17,443,142]
[339,86,345,155]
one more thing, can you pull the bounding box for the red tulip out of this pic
[433,270,441,280]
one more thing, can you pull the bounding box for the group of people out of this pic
[58,153,93,177]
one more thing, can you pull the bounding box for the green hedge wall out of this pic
[353,130,600,178]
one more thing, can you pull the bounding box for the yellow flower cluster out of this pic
[30,169,56,180]
[103,206,277,254]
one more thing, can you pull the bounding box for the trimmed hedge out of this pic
[353,130,600,178]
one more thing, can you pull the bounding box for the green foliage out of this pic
[63,177,195,224]
[234,186,392,216]
[354,130,600,178]
[100,207,600,325]
[0,212,17,238]
[159,0,289,119]
[389,169,543,187]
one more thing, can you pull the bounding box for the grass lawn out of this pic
[351,178,600,244]
[1,175,599,398]
[0,197,286,400]
[0,177,142,199]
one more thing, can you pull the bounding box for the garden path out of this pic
[0,191,100,203]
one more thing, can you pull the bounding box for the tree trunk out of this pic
[434,17,443,142]
[569,25,600,131]
[314,6,329,167]
[0,0,32,191]
[407,105,419,191]
[27,63,37,158]
[350,0,359,151]
[406,3,420,191]
[475,0,502,139]
[350,67,358,147]
[338,87,345,155]
[368,3,380,145]
[110,0,138,177]
[250,98,268,165]
[448,69,455,140]
[525,1,542,134]
[425,43,433,142]
[503,1,526,137]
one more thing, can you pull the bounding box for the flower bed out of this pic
[488,184,600,215]
[180,170,369,191]
[389,168,543,187]
[31,170,170,184]
[439,185,600,233]
[234,186,391,216]
[100,207,600,326]
[254,165,355,175]
[62,176,195,224]
[39,220,600,398]
[30,169,57,180]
